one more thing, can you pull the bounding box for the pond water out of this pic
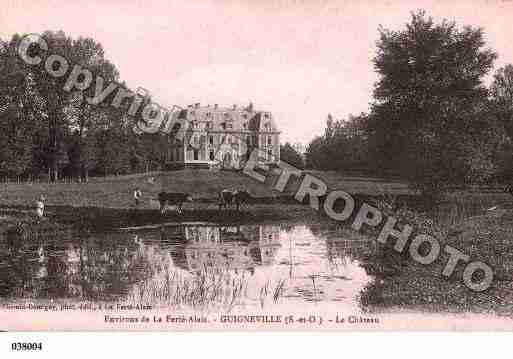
[0,222,382,312]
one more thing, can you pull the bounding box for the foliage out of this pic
[280,142,304,169]
[366,10,498,201]
[0,31,170,181]
[305,113,371,173]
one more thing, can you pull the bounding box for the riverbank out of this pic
[1,169,508,229]
[0,169,411,232]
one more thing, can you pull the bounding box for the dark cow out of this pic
[218,190,253,211]
[158,192,193,214]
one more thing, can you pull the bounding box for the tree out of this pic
[305,113,371,173]
[490,65,513,135]
[17,31,123,181]
[368,10,498,201]
[490,64,513,182]
[0,35,46,179]
[280,143,304,169]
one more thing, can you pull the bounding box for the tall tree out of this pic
[0,35,46,179]
[490,64,513,137]
[368,11,498,200]
[489,64,513,182]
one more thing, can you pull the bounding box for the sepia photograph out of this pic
[1,0,513,334]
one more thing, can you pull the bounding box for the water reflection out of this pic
[0,223,376,311]
[167,225,281,273]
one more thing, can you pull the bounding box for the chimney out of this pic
[214,104,218,109]
[195,103,200,108]
[232,104,237,110]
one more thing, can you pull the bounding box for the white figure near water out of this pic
[35,195,45,218]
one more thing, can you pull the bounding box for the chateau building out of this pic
[166,103,280,169]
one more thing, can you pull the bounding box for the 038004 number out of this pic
[11,342,43,351]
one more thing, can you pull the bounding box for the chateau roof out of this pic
[177,104,279,132]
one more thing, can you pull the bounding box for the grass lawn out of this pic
[0,169,413,210]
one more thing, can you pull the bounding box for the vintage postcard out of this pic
[1,0,513,332]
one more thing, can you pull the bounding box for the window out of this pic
[267,136,272,145]
[194,136,199,144]
[209,150,215,161]
[209,135,214,145]
[193,149,199,161]
[227,123,233,129]
[267,149,272,161]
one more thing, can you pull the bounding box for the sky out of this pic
[1,0,513,144]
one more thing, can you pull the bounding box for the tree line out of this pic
[0,31,169,182]
[304,11,513,201]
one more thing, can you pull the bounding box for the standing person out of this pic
[133,187,142,208]
[35,195,45,219]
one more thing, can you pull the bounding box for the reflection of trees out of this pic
[304,224,376,266]
[0,229,155,301]
[0,224,282,303]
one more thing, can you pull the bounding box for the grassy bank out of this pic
[0,169,413,231]
[1,170,511,232]
[0,169,411,210]
[358,193,513,315]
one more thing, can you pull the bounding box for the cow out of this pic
[158,192,193,214]
[218,189,253,212]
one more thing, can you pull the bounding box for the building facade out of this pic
[166,103,280,169]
